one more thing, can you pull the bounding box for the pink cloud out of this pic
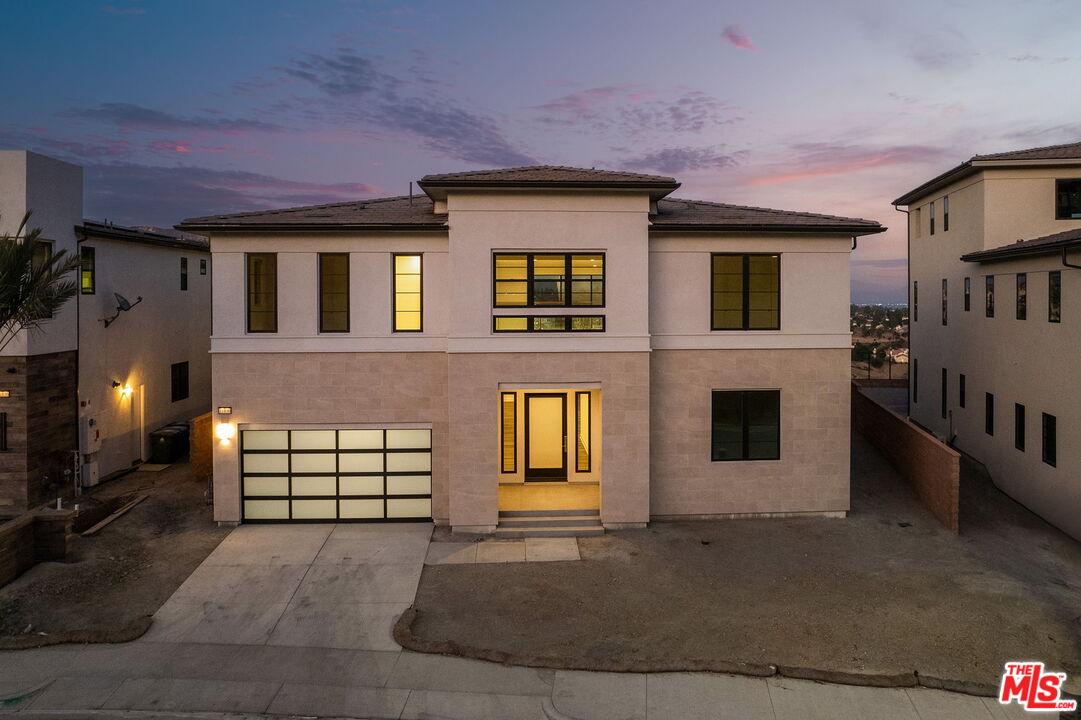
[749,153,901,185]
[722,25,757,51]
[747,143,944,186]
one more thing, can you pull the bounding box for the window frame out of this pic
[500,392,517,474]
[959,373,966,408]
[929,200,935,236]
[1014,403,1025,452]
[392,253,423,333]
[80,246,96,295]
[913,280,918,322]
[1042,413,1057,467]
[491,252,606,309]
[710,253,781,331]
[941,278,947,326]
[200,258,207,275]
[710,389,781,462]
[1049,270,1061,323]
[170,361,190,403]
[1054,179,1081,220]
[0,412,7,452]
[318,253,350,334]
[985,275,995,318]
[180,257,188,291]
[492,315,606,333]
[246,252,278,333]
[1016,273,1027,320]
[985,392,995,436]
[942,195,949,232]
[963,276,971,312]
[575,391,591,473]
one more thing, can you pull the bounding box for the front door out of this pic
[525,393,567,481]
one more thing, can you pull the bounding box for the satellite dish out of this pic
[115,293,132,311]
[102,293,144,328]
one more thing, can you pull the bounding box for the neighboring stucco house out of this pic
[0,151,211,513]
[179,166,884,535]
[894,141,1081,541]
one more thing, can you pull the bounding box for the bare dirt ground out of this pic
[0,461,228,644]
[407,432,1081,690]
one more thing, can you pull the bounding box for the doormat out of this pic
[136,464,170,472]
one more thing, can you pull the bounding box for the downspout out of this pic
[1063,246,1081,269]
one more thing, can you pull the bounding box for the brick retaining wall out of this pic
[0,508,74,588]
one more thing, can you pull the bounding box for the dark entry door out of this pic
[525,393,567,481]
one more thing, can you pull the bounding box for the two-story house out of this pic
[179,166,884,534]
[894,142,1081,541]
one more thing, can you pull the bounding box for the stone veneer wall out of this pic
[211,352,449,524]
[649,348,850,518]
[0,351,77,513]
[448,352,650,531]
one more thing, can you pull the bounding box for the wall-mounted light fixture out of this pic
[217,406,232,415]
[111,381,133,399]
[0,391,9,398]
[215,422,236,443]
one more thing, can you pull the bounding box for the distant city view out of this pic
[851,304,908,379]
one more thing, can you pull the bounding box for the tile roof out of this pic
[961,226,1081,263]
[972,141,1081,161]
[177,195,446,231]
[419,165,678,186]
[78,220,209,251]
[652,198,884,233]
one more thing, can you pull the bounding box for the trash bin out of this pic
[149,423,190,464]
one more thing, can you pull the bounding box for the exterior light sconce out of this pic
[215,422,236,444]
[112,381,133,399]
[0,391,9,398]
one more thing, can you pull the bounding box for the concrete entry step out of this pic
[499,509,600,518]
[494,526,604,539]
[496,508,603,538]
[497,515,601,528]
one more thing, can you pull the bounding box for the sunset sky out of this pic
[3,0,1080,302]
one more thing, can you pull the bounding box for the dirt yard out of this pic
[0,461,229,645]
[407,433,1081,690]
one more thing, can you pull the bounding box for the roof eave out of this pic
[892,161,973,206]
[76,224,209,252]
[174,222,448,233]
[961,238,1081,263]
[417,180,680,202]
[649,223,886,236]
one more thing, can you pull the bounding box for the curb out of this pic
[395,606,999,698]
[0,616,152,651]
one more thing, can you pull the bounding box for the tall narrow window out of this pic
[1042,413,1057,467]
[985,392,995,436]
[942,278,948,326]
[180,257,188,291]
[0,412,7,452]
[912,359,918,405]
[711,390,780,461]
[80,246,96,294]
[929,200,935,235]
[1016,273,1027,320]
[393,254,422,331]
[318,253,349,333]
[941,369,947,420]
[959,373,966,408]
[246,253,277,333]
[1049,270,1061,323]
[500,392,516,473]
[985,276,995,318]
[963,276,971,311]
[942,195,949,232]
[1014,403,1025,451]
[575,392,591,472]
[711,254,780,330]
[913,280,918,322]
[171,361,189,402]
[200,258,207,275]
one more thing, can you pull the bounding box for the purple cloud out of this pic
[532,87,737,136]
[621,146,742,174]
[66,103,283,135]
[747,142,944,186]
[721,25,756,51]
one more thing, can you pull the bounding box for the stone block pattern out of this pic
[649,349,850,517]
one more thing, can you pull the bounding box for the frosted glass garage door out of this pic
[240,429,432,522]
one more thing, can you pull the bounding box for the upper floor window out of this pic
[493,253,604,307]
[959,373,966,408]
[711,389,780,461]
[985,392,995,436]
[1049,270,1061,322]
[180,257,188,291]
[0,412,7,452]
[171,361,189,403]
[393,254,422,331]
[711,254,780,331]
[942,195,949,232]
[1042,413,1057,467]
[200,258,207,275]
[1016,273,1027,320]
[1055,179,1081,219]
[913,280,918,322]
[985,275,995,318]
[319,253,349,333]
[941,278,947,325]
[929,200,935,236]
[246,253,277,333]
[80,246,96,294]
[963,276,971,311]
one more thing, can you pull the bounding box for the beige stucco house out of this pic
[179,166,884,535]
[895,141,1081,541]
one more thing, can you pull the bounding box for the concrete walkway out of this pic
[0,523,1026,719]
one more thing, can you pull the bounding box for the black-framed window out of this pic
[493,253,604,308]
[493,315,605,332]
[200,258,207,275]
[0,412,7,452]
[393,253,422,331]
[247,253,277,333]
[500,392,516,474]
[180,257,188,291]
[985,275,995,318]
[985,392,995,436]
[943,195,949,232]
[929,200,935,235]
[913,280,918,322]
[1049,270,1061,323]
[80,246,95,294]
[1042,413,1057,467]
[711,390,780,461]
[319,253,349,333]
[575,391,591,472]
[712,253,780,331]
[941,278,947,325]
[171,361,189,403]
[959,373,966,408]
[964,276,971,311]
[941,368,947,420]
[1016,273,1027,320]
[912,358,918,404]
[1055,179,1081,219]
[1014,403,1025,451]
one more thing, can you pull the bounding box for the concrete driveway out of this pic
[145,523,431,651]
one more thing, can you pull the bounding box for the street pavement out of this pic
[0,523,1026,719]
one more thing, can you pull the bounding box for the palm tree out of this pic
[0,212,80,353]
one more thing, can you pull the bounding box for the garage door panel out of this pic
[340,476,384,495]
[245,500,289,520]
[386,429,432,449]
[243,431,289,450]
[243,454,289,473]
[291,453,336,473]
[386,453,431,472]
[291,476,337,496]
[292,499,337,520]
[339,453,384,473]
[338,430,383,449]
[244,476,289,496]
[290,430,337,449]
[387,475,431,495]
[340,499,384,519]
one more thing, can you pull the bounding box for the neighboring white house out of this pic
[895,141,1081,541]
[180,165,884,534]
[0,151,211,512]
